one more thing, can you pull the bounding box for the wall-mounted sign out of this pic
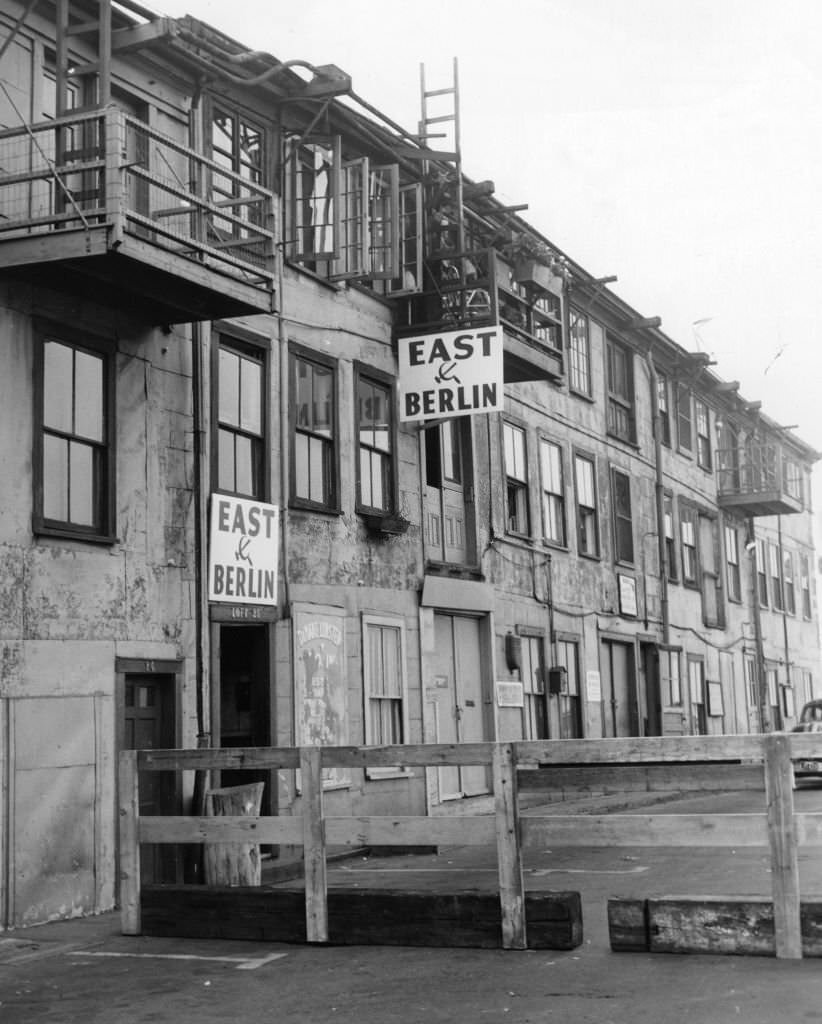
[398,325,504,422]
[618,574,638,617]
[586,670,602,702]
[208,495,279,605]
[496,681,524,708]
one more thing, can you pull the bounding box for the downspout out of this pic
[644,345,670,644]
[777,515,792,715]
[747,518,771,732]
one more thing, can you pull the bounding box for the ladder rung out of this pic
[66,20,100,36]
[424,87,456,98]
[68,60,101,76]
[423,114,455,126]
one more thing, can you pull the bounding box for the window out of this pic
[356,367,395,514]
[539,438,565,546]
[725,524,742,602]
[555,638,582,738]
[661,649,682,706]
[657,373,671,446]
[745,655,758,708]
[35,330,114,540]
[783,458,802,502]
[756,538,768,607]
[611,468,634,564]
[606,337,636,443]
[695,399,712,470]
[210,105,265,257]
[504,422,529,534]
[676,383,692,453]
[680,505,697,585]
[689,656,707,734]
[376,183,422,294]
[664,493,678,581]
[769,542,784,612]
[574,454,599,557]
[362,615,408,775]
[287,135,339,263]
[291,348,337,510]
[800,554,812,619]
[568,308,593,395]
[217,338,265,498]
[782,685,796,719]
[784,550,796,615]
[520,634,547,740]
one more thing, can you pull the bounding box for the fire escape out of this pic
[0,0,276,323]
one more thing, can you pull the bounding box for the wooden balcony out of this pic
[0,108,276,324]
[716,445,804,517]
[398,248,564,383]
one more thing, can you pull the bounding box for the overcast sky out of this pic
[155,0,822,453]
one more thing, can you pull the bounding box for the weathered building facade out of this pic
[0,0,818,928]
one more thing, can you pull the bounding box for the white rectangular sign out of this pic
[208,495,280,605]
[398,324,504,422]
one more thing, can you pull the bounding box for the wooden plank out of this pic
[139,886,582,950]
[764,733,801,959]
[323,815,495,847]
[493,743,526,950]
[608,898,649,951]
[320,743,495,769]
[138,815,304,845]
[515,735,764,767]
[118,749,141,936]
[789,734,822,758]
[138,747,301,771]
[517,763,764,794]
[301,747,328,943]
[794,812,822,846]
[648,897,775,956]
[521,813,770,849]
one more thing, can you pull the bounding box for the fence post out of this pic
[118,749,141,936]
[493,742,526,950]
[763,733,801,958]
[300,746,328,943]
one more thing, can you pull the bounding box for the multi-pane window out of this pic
[745,655,758,708]
[676,383,692,453]
[606,338,636,443]
[356,368,394,513]
[291,349,336,510]
[725,524,742,602]
[784,550,796,615]
[769,542,784,612]
[36,333,113,538]
[362,615,407,775]
[661,649,682,706]
[555,638,582,738]
[657,373,671,446]
[539,438,565,546]
[377,183,422,294]
[287,135,339,263]
[680,505,697,585]
[568,308,592,395]
[611,468,634,564]
[689,657,707,734]
[217,340,264,498]
[756,538,769,607]
[800,554,812,618]
[574,454,599,557]
[211,106,264,256]
[504,422,529,534]
[664,493,678,581]
[695,400,712,470]
[520,634,547,740]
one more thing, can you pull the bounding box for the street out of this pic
[2,785,822,1024]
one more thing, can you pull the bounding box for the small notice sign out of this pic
[496,681,524,708]
[208,495,279,605]
[398,325,504,422]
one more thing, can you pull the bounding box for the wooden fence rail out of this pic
[119,733,822,957]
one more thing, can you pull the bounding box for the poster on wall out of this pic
[293,603,349,789]
[208,494,279,605]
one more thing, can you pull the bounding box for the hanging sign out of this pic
[208,495,280,605]
[398,325,504,422]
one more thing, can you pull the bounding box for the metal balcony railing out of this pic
[716,444,803,516]
[0,107,276,295]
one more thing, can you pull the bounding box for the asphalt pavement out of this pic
[3,786,822,1024]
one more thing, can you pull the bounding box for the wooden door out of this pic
[601,641,637,737]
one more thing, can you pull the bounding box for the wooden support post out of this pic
[118,749,141,936]
[104,107,125,246]
[300,746,328,943]
[493,742,526,949]
[764,733,801,958]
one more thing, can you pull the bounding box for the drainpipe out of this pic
[643,345,670,645]
[747,518,771,732]
[777,515,792,715]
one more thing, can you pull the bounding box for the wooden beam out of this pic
[494,743,526,950]
[764,733,802,959]
[521,812,770,849]
[118,749,141,936]
[301,746,328,943]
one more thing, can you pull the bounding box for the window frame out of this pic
[695,398,713,470]
[519,631,548,740]
[769,542,784,612]
[676,382,693,454]
[724,522,742,603]
[574,451,600,559]
[33,322,116,543]
[756,537,769,608]
[568,307,593,397]
[605,336,636,444]
[663,491,678,582]
[784,549,796,616]
[610,466,634,565]
[661,648,682,707]
[361,613,410,779]
[657,372,672,447]
[289,343,339,513]
[800,553,812,619]
[354,362,398,517]
[679,503,698,587]
[212,328,269,501]
[503,420,530,537]
[539,436,566,547]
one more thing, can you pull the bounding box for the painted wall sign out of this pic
[208,495,280,605]
[398,324,504,422]
[293,603,349,789]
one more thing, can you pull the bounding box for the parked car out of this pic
[792,699,822,780]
